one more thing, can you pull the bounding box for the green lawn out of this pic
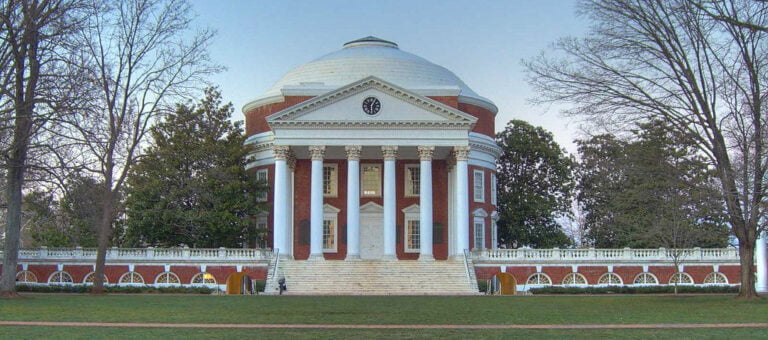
[1,294,767,339]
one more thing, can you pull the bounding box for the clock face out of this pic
[362,97,381,115]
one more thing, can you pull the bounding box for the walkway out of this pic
[1,321,767,329]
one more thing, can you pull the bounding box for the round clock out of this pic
[362,96,381,115]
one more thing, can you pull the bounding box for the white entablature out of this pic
[265,76,477,147]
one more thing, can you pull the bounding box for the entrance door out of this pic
[359,213,383,260]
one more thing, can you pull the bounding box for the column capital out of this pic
[272,145,290,160]
[453,146,470,161]
[308,145,326,161]
[381,146,398,161]
[287,153,297,170]
[446,152,456,169]
[345,145,363,161]
[418,146,435,161]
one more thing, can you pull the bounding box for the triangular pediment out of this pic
[266,76,477,129]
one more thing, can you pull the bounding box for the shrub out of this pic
[477,280,489,293]
[15,284,215,294]
[528,285,739,295]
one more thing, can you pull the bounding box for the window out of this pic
[15,270,37,283]
[406,220,420,253]
[491,215,498,250]
[403,204,420,253]
[119,272,144,285]
[322,204,340,252]
[491,173,497,205]
[83,272,108,285]
[191,272,217,286]
[597,273,623,285]
[155,272,181,285]
[473,170,485,202]
[526,273,552,285]
[704,272,728,285]
[405,165,420,197]
[322,164,338,197]
[561,273,588,285]
[633,272,658,285]
[669,272,694,285]
[48,271,73,284]
[361,164,381,197]
[256,168,268,202]
[473,218,485,250]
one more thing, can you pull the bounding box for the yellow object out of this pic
[495,272,516,295]
[226,272,248,295]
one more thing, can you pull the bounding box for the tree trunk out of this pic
[0,109,33,298]
[0,156,25,298]
[91,189,114,295]
[737,241,758,299]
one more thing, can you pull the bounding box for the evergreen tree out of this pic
[495,120,574,248]
[578,121,729,248]
[124,88,266,248]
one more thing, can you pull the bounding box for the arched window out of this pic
[191,272,217,286]
[703,272,728,285]
[597,273,623,285]
[48,271,73,284]
[526,273,552,285]
[668,272,694,285]
[155,272,180,285]
[82,272,109,285]
[119,272,145,285]
[561,273,588,285]
[15,270,37,283]
[633,272,658,285]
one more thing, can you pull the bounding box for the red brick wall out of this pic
[245,96,314,136]
[205,266,238,284]
[720,265,741,283]
[576,266,608,284]
[458,102,495,137]
[468,165,497,250]
[63,265,92,284]
[105,265,129,283]
[171,265,200,284]
[27,265,57,283]
[134,265,165,284]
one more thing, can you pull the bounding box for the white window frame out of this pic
[322,204,340,252]
[322,164,338,197]
[256,168,268,202]
[403,204,421,253]
[491,212,499,250]
[473,217,485,250]
[473,170,485,202]
[404,164,420,197]
[360,163,382,197]
[490,173,497,205]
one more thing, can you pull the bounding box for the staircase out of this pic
[264,259,479,295]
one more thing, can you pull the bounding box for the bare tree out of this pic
[60,0,218,294]
[0,0,86,298]
[524,0,767,298]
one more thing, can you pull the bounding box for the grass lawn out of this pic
[1,294,767,338]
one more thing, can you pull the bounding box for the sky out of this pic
[189,0,590,153]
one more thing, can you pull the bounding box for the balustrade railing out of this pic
[4,246,271,262]
[475,247,740,263]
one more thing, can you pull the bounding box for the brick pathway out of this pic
[1,321,767,329]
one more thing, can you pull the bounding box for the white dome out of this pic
[250,37,494,110]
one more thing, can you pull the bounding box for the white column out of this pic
[382,146,398,261]
[455,146,470,256]
[447,158,456,257]
[345,145,362,261]
[308,145,326,261]
[272,146,289,258]
[757,232,768,293]
[418,146,435,261]
[286,155,296,259]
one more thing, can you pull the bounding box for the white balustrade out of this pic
[474,247,740,265]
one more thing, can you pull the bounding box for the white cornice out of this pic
[268,120,474,129]
[242,95,285,114]
[458,95,498,115]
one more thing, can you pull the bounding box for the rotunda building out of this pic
[244,37,501,261]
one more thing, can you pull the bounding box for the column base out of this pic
[381,254,398,261]
[345,254,362,261]
[418,254,435,262]
[449,255,464,261]
[308,253,325,261]
[278,253,294,260]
